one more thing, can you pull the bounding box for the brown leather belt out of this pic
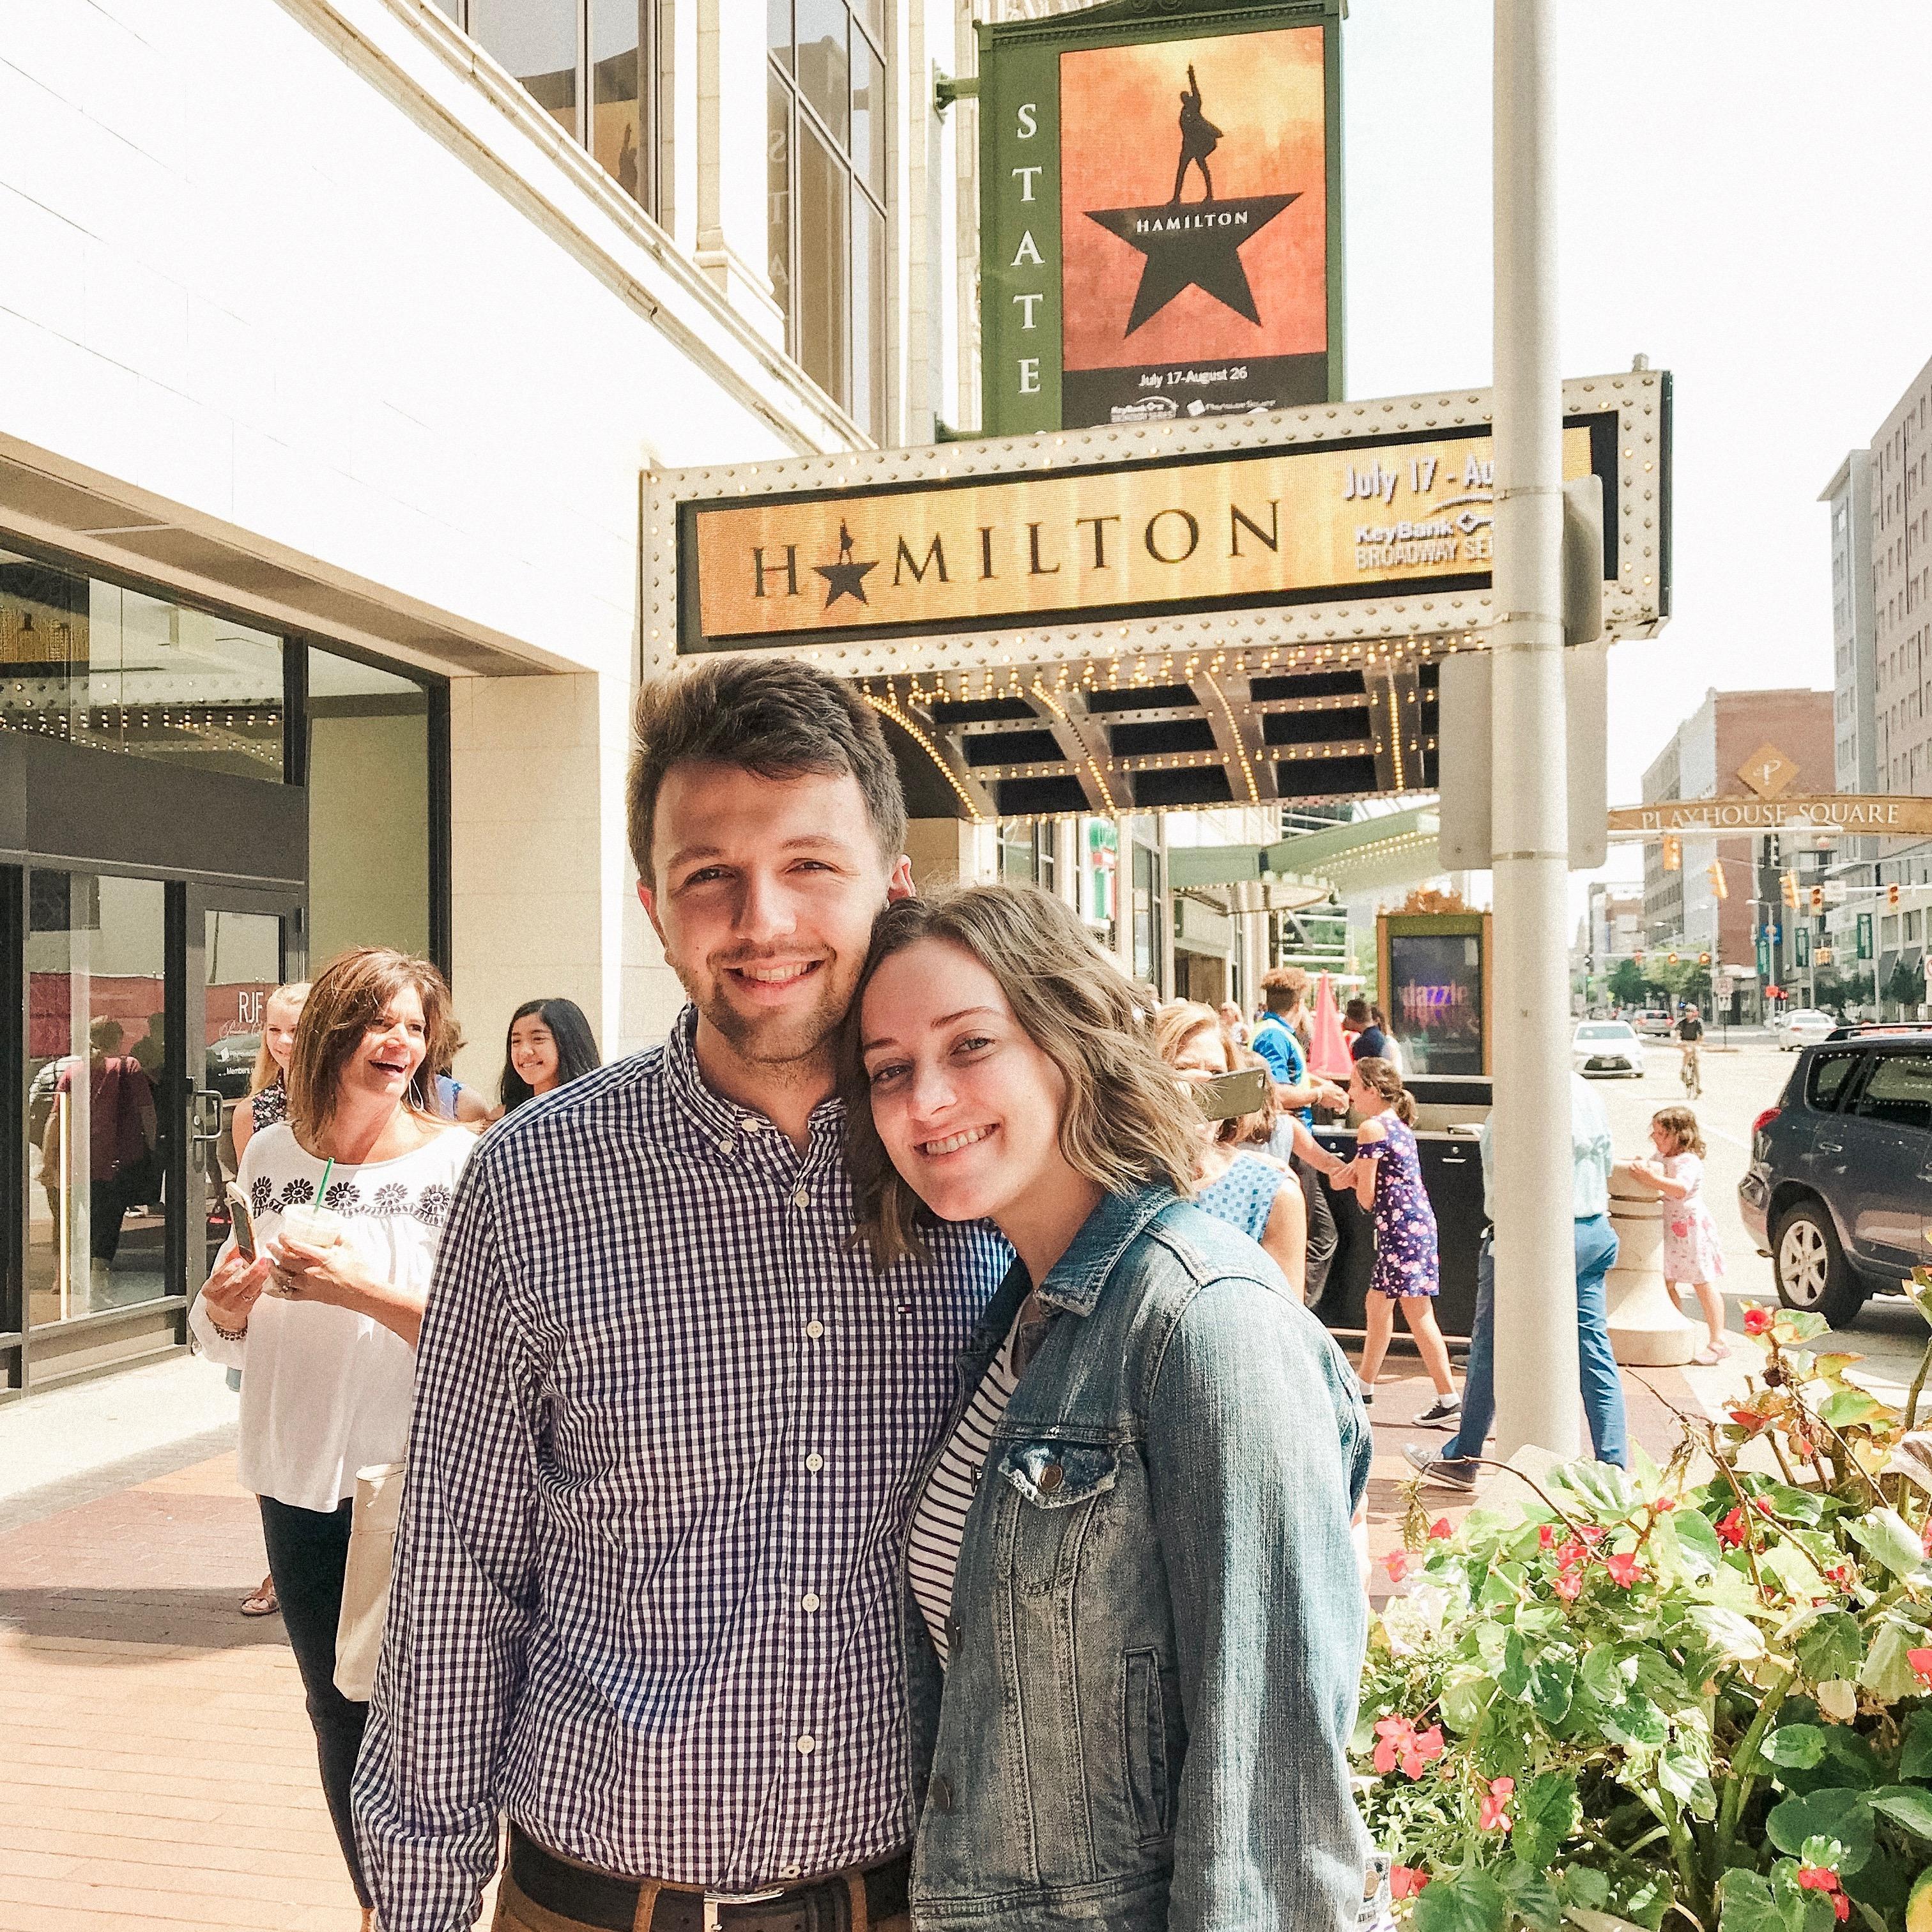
[506,1826,911,1932]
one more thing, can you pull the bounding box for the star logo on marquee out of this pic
[814,520,877,608]
[1084,193,1299,336]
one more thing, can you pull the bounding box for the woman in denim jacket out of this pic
[844,885,1372,1932]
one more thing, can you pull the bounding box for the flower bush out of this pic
[1358,1276,1932,1932]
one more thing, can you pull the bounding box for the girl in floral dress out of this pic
[1307,1057,1459,1419]
[1630,1105,1728,1363]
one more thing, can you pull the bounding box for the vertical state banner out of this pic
[979,0,1342,438]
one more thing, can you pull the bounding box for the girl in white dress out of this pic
[1629,1105,1728,1363]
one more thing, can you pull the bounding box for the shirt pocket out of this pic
[997,1439,1118,1510]
[991,1439,1119,1600]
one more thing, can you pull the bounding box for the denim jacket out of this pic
[903,1186,1372,1932]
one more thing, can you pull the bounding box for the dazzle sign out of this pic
[978,0,1343,436]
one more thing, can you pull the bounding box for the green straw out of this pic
[317,1156,334,1206]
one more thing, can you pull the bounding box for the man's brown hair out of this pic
[1260,965,1308,1015]
[286,947,459,1137]
[627,659,907,883]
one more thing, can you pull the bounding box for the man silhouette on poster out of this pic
[1170,64,1221,203]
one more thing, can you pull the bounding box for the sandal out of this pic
[240,1577,279,1618]
[1693,1341,1731,1366]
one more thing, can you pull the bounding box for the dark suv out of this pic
[1739,1028,1932,1326]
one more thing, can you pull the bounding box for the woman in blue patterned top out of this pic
[1306,1057,1460,1420]
[1153,1001,1306,1294]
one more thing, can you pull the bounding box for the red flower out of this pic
[1384,1551,1411,1583]
[1922,1517,1932,1557]
[1554,1572,1583,1602]
[1606,1551,1643,1588]
[1372,1717,1445,1780]
[1716,1506,1748,1547]
[1797,1868,1840,1894]
[1833,1894,1851,1921]
[1729,1409,1765,1430]
[1753,1496,1775,1517]
[1908,1647,1932,1687]
[1389,1867,1431,1899]
[1555,1538,1588,1574]
[1429,1517,1453,1541]
[1742,1306,1772,1335]
[1653,1497,1676,1513]
[1538,1524,1557,1548]
[1827,1565,1852,1586]
[1477,1775,1515,1831]
[1578,1524,1607,1544]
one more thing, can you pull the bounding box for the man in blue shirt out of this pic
[1404,1073,1628,1488]
[1251,968,1349,1305]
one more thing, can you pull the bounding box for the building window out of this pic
[767,0,887,436]
[445,0,657,213]
[0,550,283,779]
[1034,822,1057,896]
[998,820,1038,884]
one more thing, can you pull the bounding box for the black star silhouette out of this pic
[1084,193,1300,336]
[814,522,877,608]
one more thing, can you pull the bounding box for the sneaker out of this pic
[1356,1377,1374,1407]
[1414,1392,1462,1427]
[1401,1442,1478,1491]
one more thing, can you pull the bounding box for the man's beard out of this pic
[678,954,853,1073]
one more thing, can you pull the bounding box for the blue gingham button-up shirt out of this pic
[353,1008,1009,1932]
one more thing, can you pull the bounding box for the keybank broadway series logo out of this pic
[682,424,1600,648]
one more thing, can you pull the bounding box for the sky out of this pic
[1338,0,1932,894]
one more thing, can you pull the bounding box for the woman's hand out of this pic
[1324,1158,1357,1192]
[264,1233,374,1311]
[201,1245,273,1332]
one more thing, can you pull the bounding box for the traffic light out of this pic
[1662,835,1682,871]
[1781,873,1799,910]
[1708,862,1728,900]
[1667,951,1680,965]
[1697,951,1712,966]
[1889,882,1902,909]
[1809,885,1825,913]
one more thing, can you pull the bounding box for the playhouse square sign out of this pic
[1609,795,1932,838]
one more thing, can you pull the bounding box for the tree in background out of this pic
[1607,958,1648,1009]
[1883,952,1924,1015]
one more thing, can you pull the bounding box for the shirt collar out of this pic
[661,1005,845,1152]
[1036,1184,1177,1317]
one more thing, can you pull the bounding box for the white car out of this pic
[1572,1020,1646,1078]
[1774,1008,1837,1051]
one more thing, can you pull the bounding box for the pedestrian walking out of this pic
[353,659,1008,1932]
[40,1017,155,1293]
[231,980,310,1163]
[1344,997,1388,1061]
[1404,1071,1630,1489]
[1153,1001,1307,1292]
[1248,966,1347,1303]
[189,947,474,1932]
[1303,1059,1459,1419]
[491,996,600,1119]
[1629,1105,1729,1363]
[847,885,1372,1932]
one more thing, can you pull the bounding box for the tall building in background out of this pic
[1821,450,1878,806]
[1873,357,1932,799]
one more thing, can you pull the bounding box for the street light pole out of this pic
[1489,0,1583,1462]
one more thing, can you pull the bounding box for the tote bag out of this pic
[334,1460,405,1701]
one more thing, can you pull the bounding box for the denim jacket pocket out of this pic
[1122,1648,1181,1846]
[997,1439,1118,1510]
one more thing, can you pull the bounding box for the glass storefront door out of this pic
[24,872,171,1330]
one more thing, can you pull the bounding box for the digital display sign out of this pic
[1382,919,1487,1077]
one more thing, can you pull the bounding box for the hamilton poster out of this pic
[1059,26,1329,425]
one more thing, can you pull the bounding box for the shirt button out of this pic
[743,1118,762,1133]
[715,1137,732,1154]
[804,1319,824,1340]
[804,1452,824,1473]
[792,1186,811,1208]
[800,1591,821,1612]
[795,1735,816,1755]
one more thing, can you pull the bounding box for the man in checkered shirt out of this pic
[353,660,1009,1932]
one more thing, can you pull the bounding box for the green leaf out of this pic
[1602,1694,1669,1750]
[1763,1483,1826,1525]
[1765,1787,1875,1874]
[1764,1723,1829,1769]
[1658,1750,1718,1820]
[1809,1352,1864,1384]
[1685,1603,1770,1662]
[1763,1541,1832,1601]
[1441,1674,1495,1734]
[1797,1610,1866,1683]
[1848,1508,1928,1577]
[1558,1460,1638,1518]
[1861,1624,1932,1701]
[1561,1866,1612,1911]
[1669,1507,1722,1575]
[1821,1389,1892,1429]
[1413,1866,1508,1932]
[1511,1770,1581,1867]
[1899,1709,1932,1781]
[1581,1644,1630,1705]
[1776,1310,1833,1343]
[1719,1869,1805,1932]
[1868,1784,1932,1841]
[1499,1630,1531,1700]
[1501,1862,1562,1932]
[1529,1652,1576,1725]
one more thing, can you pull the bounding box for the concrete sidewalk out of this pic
[0,1344,1721,1930]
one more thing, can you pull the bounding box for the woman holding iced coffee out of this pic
[189,947,473,1932]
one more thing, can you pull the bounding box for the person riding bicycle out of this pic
[1675,1004,1704,1096]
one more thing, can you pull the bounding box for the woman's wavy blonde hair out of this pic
[841,885,1200,1268]
[1151,1000,1243,1145]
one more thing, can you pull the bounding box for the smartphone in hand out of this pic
[224,1184,258,1262]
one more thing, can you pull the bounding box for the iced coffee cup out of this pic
[268,1200,346,1296]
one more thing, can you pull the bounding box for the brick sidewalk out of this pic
[0,1356,1704,1930]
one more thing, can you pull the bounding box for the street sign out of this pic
[1795,927,1810,967]
[1756,931,1770,977]
[1858,911,1873,960]
[1607,795,1932,838]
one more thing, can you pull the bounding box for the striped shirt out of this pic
[352,1008,1009,1932]
[907,1305,1026,1667]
